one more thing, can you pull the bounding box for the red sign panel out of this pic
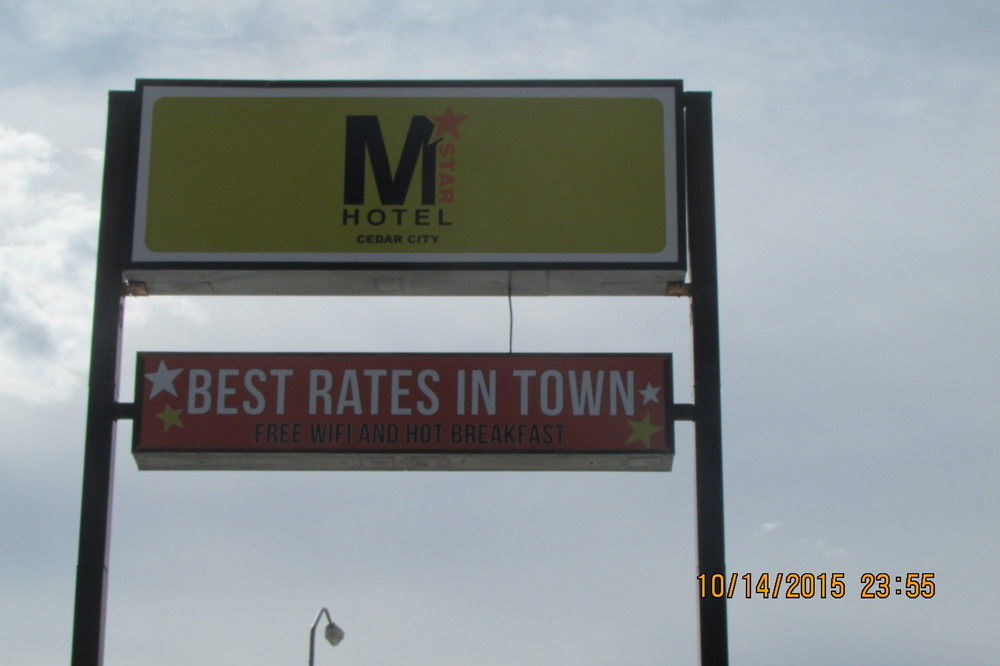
[133,353,673,471]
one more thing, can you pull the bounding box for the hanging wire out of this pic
[507,272,514,354]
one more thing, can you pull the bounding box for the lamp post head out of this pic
[310,607,344,665]
[324,621,344,646]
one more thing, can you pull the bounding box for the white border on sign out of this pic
[132,84,680,265]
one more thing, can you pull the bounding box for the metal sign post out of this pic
[685,91,729,665]
[71,91,137,666]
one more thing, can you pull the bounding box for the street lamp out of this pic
[309,607,344,665]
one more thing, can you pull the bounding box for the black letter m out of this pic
[344,116,436,205]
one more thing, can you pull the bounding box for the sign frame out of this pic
[122,79,686,296]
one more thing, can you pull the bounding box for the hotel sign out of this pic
[133,352,674,471]
[124,80,685,296]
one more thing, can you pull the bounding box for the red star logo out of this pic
[431,105,467,140]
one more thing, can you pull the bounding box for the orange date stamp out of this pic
[697,572,936,599]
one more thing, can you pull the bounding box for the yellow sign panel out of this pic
[132,83,682,266]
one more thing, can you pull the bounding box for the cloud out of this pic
[0,125,98,402]
[794,537,852,560]
[76,147,104,162]
[124,296,210,330]
[756,521,781,535]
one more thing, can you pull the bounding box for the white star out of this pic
[145,360,182,399]
[639,383,661,405]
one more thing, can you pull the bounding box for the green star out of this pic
[155,404,184,431]
[625,413,663,448]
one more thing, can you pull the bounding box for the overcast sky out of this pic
[1,1,998,664]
